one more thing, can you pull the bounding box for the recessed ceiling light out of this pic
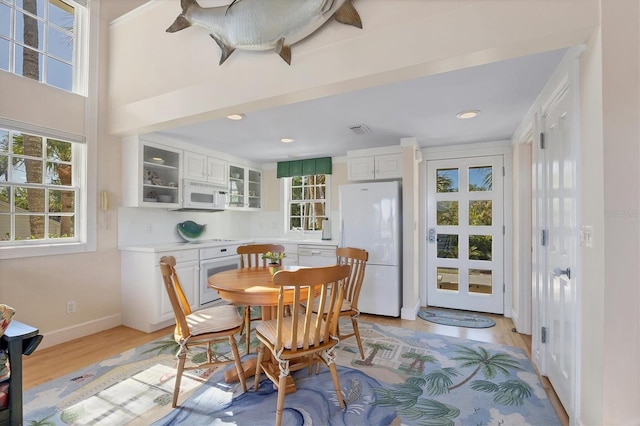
[280,137,295,143]
[226,113,245,120]
[456,110,481,119]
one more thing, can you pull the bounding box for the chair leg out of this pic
[351,316,365,360]
[228,335,247,392]
[172,351,187,407]
[326,348,345,409]
[253,344,265,391]
[276,360,290,426]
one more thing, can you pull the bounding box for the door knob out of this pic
[553,267,571,279]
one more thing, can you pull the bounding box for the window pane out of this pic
[48,215,74,238]
[289,203,301,216]
[437,267,459,291]
[0,3,10,38]
[13,157,43,183]
[14,44,43,80]
[469,269,492,294]
[15,186,44,212]
[437,234,458,259]
[0,38,9,71]
[0,214,9,240]
[0,155,7,182]
[437,201,458,226]
[46,162,71,185]
[0,130,8,153]
[469,200,492,226]
[47,25,72,61]
[469,235,492,260]
[15,214,45,239]
[0,186,10,212]
[49,0,74,31]
[49,188,73,212]
[469,166,492,191]
[46,55,72,90]
[437,168,458,192]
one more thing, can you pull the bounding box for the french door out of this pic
[426,156,504,314]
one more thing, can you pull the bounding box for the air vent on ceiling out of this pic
[348,124,372,135]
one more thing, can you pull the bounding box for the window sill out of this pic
[0,241,96,260]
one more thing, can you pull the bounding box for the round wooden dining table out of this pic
[208,266,313,320]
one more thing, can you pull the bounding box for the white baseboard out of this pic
[401,300,421,320]
[37,314,122,350]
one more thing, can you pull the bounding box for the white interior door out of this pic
[426,156,504,314]
[542,85,577,414]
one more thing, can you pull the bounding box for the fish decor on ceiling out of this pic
[166,0,363,65]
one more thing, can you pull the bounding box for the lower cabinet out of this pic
[121,249,199,333]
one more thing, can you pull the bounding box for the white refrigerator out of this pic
[339,181,402,317]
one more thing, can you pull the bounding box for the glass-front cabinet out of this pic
[228,164,261,210]
[121,137,181,208]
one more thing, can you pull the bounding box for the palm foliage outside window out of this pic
[0,126,80,244]
[288,174,328,232]
[0,0,84,93]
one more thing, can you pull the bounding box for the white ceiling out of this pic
[149,48,567,164]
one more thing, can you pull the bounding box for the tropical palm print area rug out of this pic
[24,320,559,425]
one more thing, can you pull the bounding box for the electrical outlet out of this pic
[146,224,153,233]
[66,300,76,314]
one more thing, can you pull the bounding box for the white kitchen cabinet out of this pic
[121,249,199,332]
[298,244,337,266]
[121,137,182,208]
[228,164,262,210]
[279,243,299,267]
[347,153,402,181]
[183,151,228,186]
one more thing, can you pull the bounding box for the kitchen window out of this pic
[286,174,330,233]
[0,0,88,94]
[0,124,87,257]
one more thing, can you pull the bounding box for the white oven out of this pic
[199,243,241,308]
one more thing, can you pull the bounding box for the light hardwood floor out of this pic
[22,311,568,425]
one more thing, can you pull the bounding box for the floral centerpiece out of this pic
[261,251,286,264]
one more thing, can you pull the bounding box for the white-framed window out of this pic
[0,0,88,94]
[0,123,86,253]
[286,174,330,233]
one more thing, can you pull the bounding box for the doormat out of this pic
[418,308,496,328]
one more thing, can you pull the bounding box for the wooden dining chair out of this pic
[237,243,285,353]
[253,264,351,426]
[305,247,368,360]
[159,256,247,407]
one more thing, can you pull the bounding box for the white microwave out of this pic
[177,180,228,211]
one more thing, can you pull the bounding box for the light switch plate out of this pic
[580,225,593,248]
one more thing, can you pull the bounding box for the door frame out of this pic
[419,141,513,317]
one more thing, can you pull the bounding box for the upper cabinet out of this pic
[183,151,228,186]
[348,151,402,181]
[122,137,181,208]
[228,164,262,210]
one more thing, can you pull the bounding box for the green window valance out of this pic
[277,157,332,178]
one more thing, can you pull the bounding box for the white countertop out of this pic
[119,237,338,253]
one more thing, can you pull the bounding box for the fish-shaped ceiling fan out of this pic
[166,0,362,65]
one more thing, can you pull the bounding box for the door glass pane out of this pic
[469,235,492,260]
[469,166,492,191]
[436,168,458,192]
[437,201,458,225]
[437,234,458,258]
[469,269,492,294]
[437,267,459,291]
[469,200,492,225]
